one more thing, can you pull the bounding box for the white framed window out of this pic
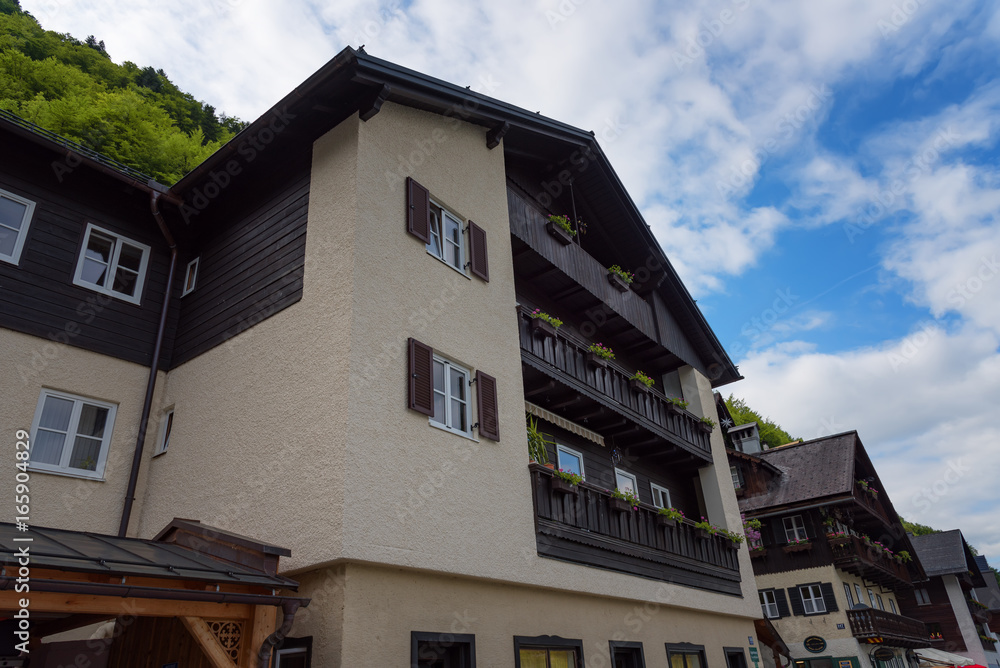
[556,444,585,477]
[800,584,826,614]
[73,223,150,304]
[868,588,877,608]
[783,515,808,542]
[0,188,35,265]
[426,202,465,273]
[181,257,199,296]
[844,583,855,608]
[915,588,931,605]
[730,465,741,489]
[275,647,308,667]
[760,590,779,619]
[650,482,671,509]
[615,469,638,494]
[876,594,885,611]
[155,408,174,456]
[430,356,471,437]
[29,389,117,479]
[889,598,897,615]
[855,584,864,606]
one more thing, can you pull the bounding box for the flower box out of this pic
[666,402,684,416]
[656,516,678,528]
[629,378,652,394]
[530,318,557,338]
[697,421,714,434]
[546,220,575,245]
[610,498,634,513]
[724,538,737,550]
[696,529,715,540]
[551,477,579,495]
[585,351,608,368]
[607,272,630,292]
[749,547,767,558]
[827,535,851,547]
[783,541,812,554]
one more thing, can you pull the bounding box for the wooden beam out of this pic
[486,121,510,149]
[181,616,237,668]
[0,590,252,620]
[359,84,391,122]
[524,379,556,398]
[548,395,583,410]
[239,605,278,667]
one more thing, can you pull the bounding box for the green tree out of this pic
[724,395,797,449]
[899,516,937,536]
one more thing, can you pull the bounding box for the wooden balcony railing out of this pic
[518,309,713,460]
[847,608,930,648]
[507,187,661,343]
[529,465,742,595]
[854,484,893,525]
[830,534,912,587]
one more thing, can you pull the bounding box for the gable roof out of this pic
[738,431,858,512]
[910,530,983,583]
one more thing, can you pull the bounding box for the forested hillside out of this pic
[0,0,243,183]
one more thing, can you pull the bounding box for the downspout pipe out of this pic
[258,599,305,667]
[118,191,178,537]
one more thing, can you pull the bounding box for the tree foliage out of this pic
[899,516,937,537]
[0,4,245,183]
[724,395,797,449]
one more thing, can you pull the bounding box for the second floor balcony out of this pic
[829,533,912,588]
[518,307,714,464]
[529,464,742,595]
[846,607,931,648]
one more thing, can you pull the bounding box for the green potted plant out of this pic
[586,342,615,368]
[722,529,745,550]
[656,506,684,528]
[783,537,812,554]
[607,264,634,292]
[897,550,913,563]
[610,487,640,512]
[694,517,720,540]
[551,468,583,494]
[697,416,715,434]
[629,370,654,394]
[526,414,554,468]
[529,309,563,338]
[665,396,689,416]
[545,214,577,245]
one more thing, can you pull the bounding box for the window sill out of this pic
[428,420,479,442]
[425,249,471,279]
[28,465,106,481]
[72,278,143,305]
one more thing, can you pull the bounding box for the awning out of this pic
[914,648,976,666]
[526,400,605,446]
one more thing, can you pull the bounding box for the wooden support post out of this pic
[239,605,278,667]
[181,616,237,668]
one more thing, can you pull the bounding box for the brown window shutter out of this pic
[408,337,434,416]
[406,177,431,243]
[467,220,489,282]
[475,370,500,441]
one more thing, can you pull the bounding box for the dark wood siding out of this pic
[897,576,967,651]
[168,166,309,367]
[536,417,701,517]
[0,135,172,368]
[106,616,211,667]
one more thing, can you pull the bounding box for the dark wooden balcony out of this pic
[529,464,742,595]
[830,534,912,588]
[854,484,893,525]
[518,308,714,464]
[507,186,712,381]
[846,608,930,648]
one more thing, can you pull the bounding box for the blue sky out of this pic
[20,0,1000,563]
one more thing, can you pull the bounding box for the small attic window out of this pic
[182,257,199,296]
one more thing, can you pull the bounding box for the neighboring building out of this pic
[728,430,931,668]
[972,555,1000,668]
[897,531,991,666]
[0,48,766,667]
